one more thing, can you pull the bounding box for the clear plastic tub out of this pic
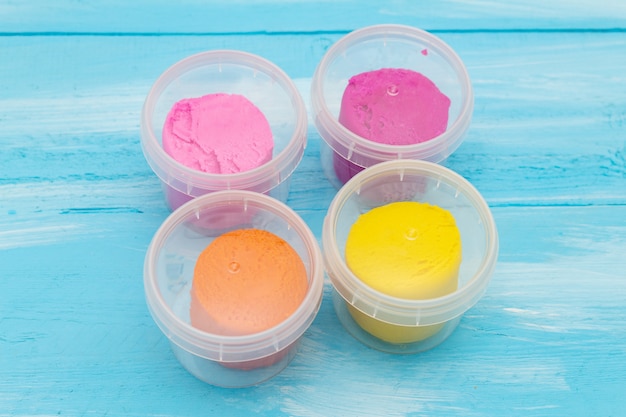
[322,160,498,353]
[311,24,473,188]
[141,50,307,211]
[144,191,324,387]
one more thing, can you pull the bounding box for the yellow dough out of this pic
[345,201,462,343]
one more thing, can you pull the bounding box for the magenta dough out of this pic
[339,68,450,145]
[332,68,451,184]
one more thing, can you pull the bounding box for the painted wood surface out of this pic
[1,1,625,416]
[3,0,626,32]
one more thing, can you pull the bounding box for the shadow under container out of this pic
[311,24,473,189]
[141,50,307,211]
[144,190,324,387]
[322,160,498,354]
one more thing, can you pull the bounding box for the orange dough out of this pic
[190,228,308,336]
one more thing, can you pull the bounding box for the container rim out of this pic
[311,24,473,164]
[144,190,324,362]
[140,49,308,194]
[322,159,499,326]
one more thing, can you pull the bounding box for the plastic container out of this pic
[311,24,473,188]
[141,50,307,211]
[144,190,324,387]
[322,160,498,353]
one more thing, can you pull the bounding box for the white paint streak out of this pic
[521,322,570,333]
[280,382,439,417]
[493,259,626,339]
[0,84,147,136]
[0,178,155,202]
[0,178,164,249]
[0,223,86,250]
[513,404,560,411]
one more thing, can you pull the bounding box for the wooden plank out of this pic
[2,31,624,207]
[2,0,626,33]
[1,205,624,415]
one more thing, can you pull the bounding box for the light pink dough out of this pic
[338,68,450,145]
[162,93,273,174]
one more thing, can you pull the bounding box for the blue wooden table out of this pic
[1,2,625,416]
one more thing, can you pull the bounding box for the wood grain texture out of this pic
[1,1,626,416]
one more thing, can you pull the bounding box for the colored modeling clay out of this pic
[335,68,450,183]
[163,93,273,174]
[345,201,461,343]
[190,228,308,336]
